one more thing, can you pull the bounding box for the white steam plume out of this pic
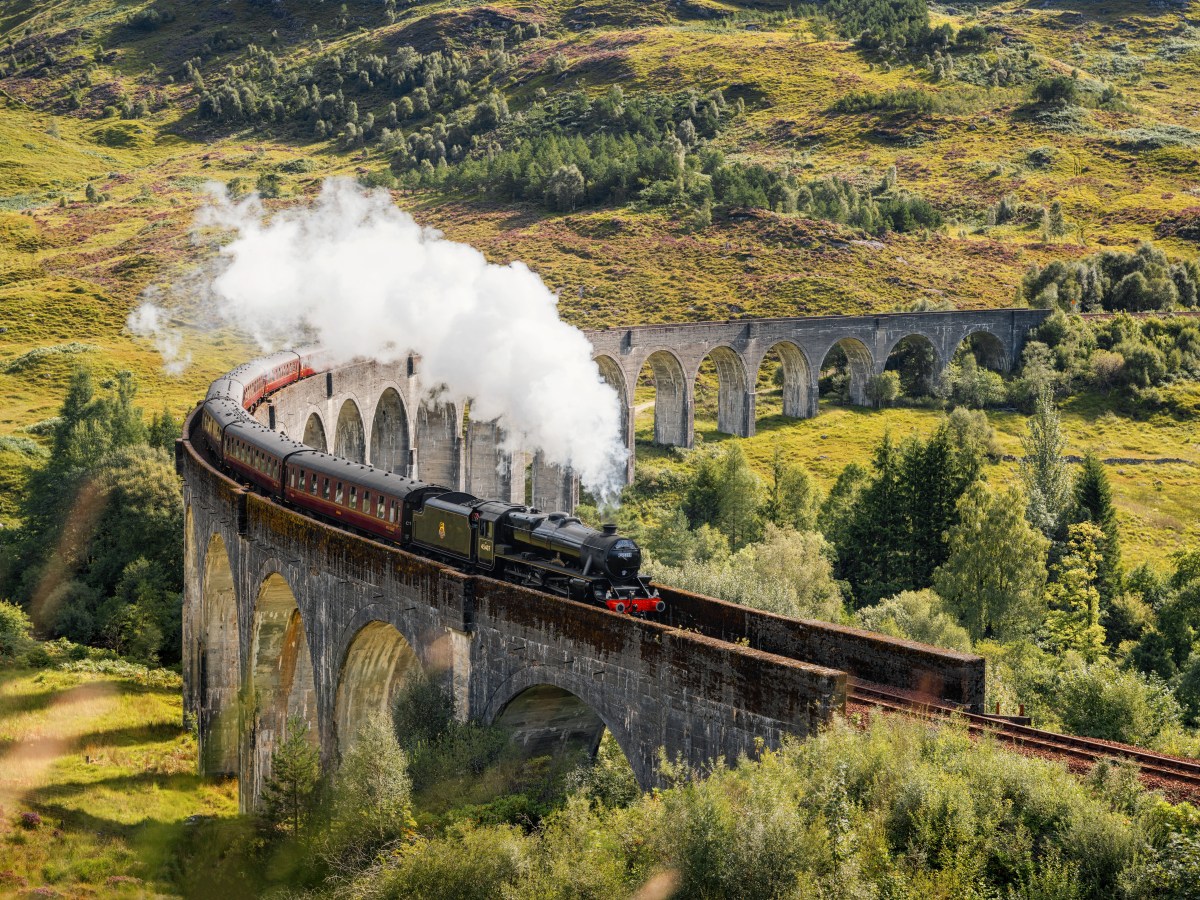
[127,296,191,375]
[135,179,627,497]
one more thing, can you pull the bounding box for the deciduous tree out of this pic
[934,481,1050,640]
[1044,522,1107,662]
[761,444,820,532]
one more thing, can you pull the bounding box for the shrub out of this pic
[866,371,900,407]
[375,823,527,899]
[649,526,843,621]
[1034,75,1081,107]
[319,713,415,869]
[0,601,34,662]
[564,731,639,810]
[856,589,973,651]
[1121,833,1200,900]
[1057,663,1180,745]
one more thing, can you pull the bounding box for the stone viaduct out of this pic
[251,309,1049,499]
[180,311,1005,810]
[587,308,1050,476]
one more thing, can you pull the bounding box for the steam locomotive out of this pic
[196,350,663,615]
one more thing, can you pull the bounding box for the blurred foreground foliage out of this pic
[252,677,1200,900]
[0,368,182,665]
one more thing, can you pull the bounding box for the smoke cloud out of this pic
[127,297,192,375]
[130,179,627,497]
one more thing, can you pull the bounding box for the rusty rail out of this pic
[849,681,1200,797]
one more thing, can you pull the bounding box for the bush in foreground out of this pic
[321,716,1197,899]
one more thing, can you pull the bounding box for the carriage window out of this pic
[323,478,330,500]
[290,470,296,488]
[311,474,318,495]
[336,482,344,504]
[362,490,370,512]
[349,486,357,510]
[388,501,396,523]
[377,496,386,519]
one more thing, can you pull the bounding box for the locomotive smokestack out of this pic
[408,447,418,481]
[602,523,618,535]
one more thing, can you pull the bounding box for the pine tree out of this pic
[1073,451,1122,603]
[818,462,868,559]
[837,434,906,605]
[900,423,980,589]
[259,717,320,836]
[684,443,762,548]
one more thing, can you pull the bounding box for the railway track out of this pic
[848,681,1200,798]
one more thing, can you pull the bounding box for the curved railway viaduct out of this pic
[253,308,1050,498]
[181,311,1011,810]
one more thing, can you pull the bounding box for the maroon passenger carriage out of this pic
[196,350,662,615]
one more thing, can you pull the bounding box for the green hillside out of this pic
[2,0,1199,554]
[4,4,1200,895]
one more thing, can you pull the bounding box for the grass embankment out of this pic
[0,665,241,898]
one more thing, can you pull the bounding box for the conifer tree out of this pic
[684,444,762,549]
[837,433,905,605]
[260,716,321,836]
[1020,387,1073,543]
[818,462,868,559]
[900,423,980,588]
[1073,451,1122,602]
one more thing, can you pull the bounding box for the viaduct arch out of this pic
[183,313,996,810]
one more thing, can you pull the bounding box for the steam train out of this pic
[196,350,663,615]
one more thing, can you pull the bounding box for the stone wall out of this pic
[658,585,986,711]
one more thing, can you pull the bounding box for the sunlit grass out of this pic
[0,667,238,897]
